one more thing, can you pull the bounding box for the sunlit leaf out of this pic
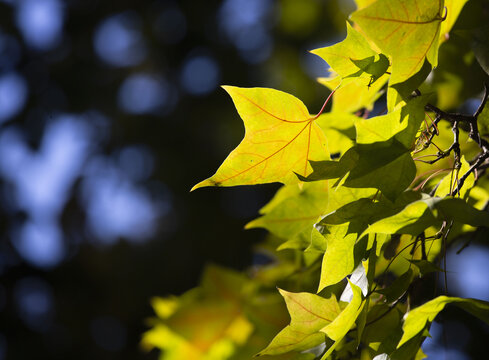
[320,281,365,359]
[192,87,329,190]
[312,22,388,82]
[317,224,358,292]
[318,74,388,114]
[259,290,342,355]
[398,296,489,348]
[440,0,469,43]
[246,181,329,240]
[434,156,474,199]
[351,0,445,84]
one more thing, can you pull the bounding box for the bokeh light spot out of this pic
[15,220,65,268]
[181,55,220,96]
[118,73,169,114]
[15,0,64,50]
[14,277,54,332]
[93,12,147,67]
[0,73,28,123]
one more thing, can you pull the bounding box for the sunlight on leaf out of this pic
[351,0,445,84]
[192,87,330,189]
[398,296,489,348]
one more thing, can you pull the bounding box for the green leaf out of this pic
[365,196,489,237]
[355,96,427,149]
[440,0,469,43]
[376,269,414,303]
[259,290,342,355]
[434,156,474,199]
[312,22,388,82]
[408,259,444,276]
[246,181,329,240]
[351,0,445,84]
[470,25,489,75]
[320,281,365,359]
[344,143,416,201]
[318,224,358,292]
[318,74,388,114]
[315,112,357,156]
[192,86,329,190]
[398,296,489,348]
[363,199,438,237]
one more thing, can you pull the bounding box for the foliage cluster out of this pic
[144,0,489,359]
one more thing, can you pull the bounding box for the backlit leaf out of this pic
[312,22,388,82]
[192,87,329,190]
[259,290,342,355]
[351,0,445,84]
[398,296,489,348]
[246,181,329,240]
[317,224,358,292]
[320,281,365,359]
[440,0,469,43]
[318,74,388,114]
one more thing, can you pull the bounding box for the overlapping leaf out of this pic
[398,296,489,348]
[318,74,388,114]
[364,196,489,237]
[192,87,329,190]
[246,181,329,240]
[258,290,342,355]
[351,0,445,84]
[312,22,389,82]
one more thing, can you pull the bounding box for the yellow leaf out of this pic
[351,0,445,84]
[192,87,329,190]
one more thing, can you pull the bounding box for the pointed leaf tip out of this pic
[192,86,330,188]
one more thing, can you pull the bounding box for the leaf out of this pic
[440,0,469,43]
[246,181,329,240]
[192,87,329,190]
[470,25,489,76]
[398,296,489,348]
[340,262,369,302]
[355,96,427,149]
[434,156,474,199]
[351,0,445,84]
[354,0,378,10]
[364,196,489,237]
[315,112,357,156]
[312,22,388,82]
[376,269,414,303]
[259,290,342,355]
[363,199,438,236]
[318,74,388,113]
[343,143,416,201]
[408,259,444,276]
[318,224,358,292]
[320,281,365,359]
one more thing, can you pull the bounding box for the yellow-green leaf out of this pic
[440,0,468,43]
[318,74,388,113]
[246,181,329,240]
[320,281,365,359]
[311,22,386,80]
[259,290,342,355]
[192,87,329,190]
[318,224,358,292]
[351,0,445,84]
[398,296,489,348]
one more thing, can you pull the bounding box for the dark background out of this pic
[0,0,487,359]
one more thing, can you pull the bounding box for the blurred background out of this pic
[0,0,487,359]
